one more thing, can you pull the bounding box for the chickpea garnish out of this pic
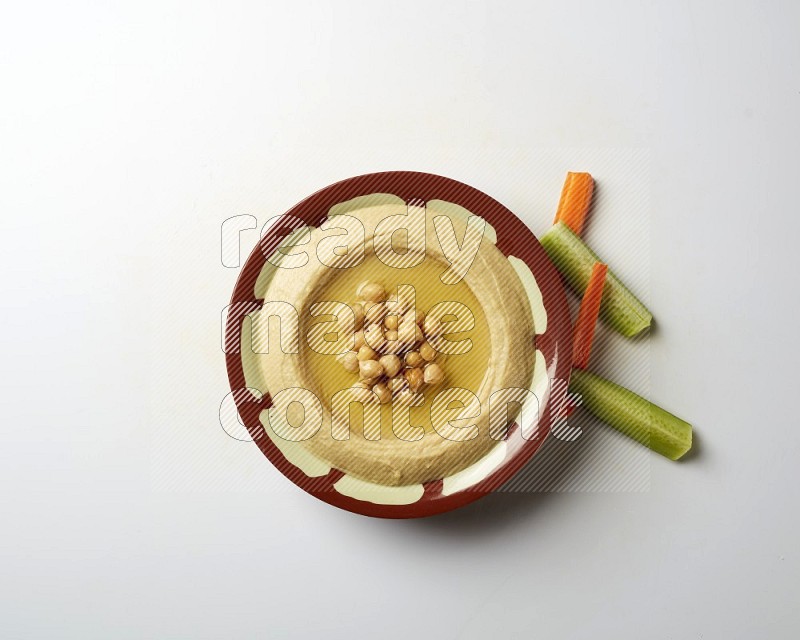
[423,362,445,385]
[419,342,437,362]
[364,324,386,351]
[340,351,359,373]
[405,367,425,393]
[373,382,392,404]
[405,351,424,368]
[388,375,408,395]
[359,359,384,380]
[357,281,386,303]
[364,301,386,326]
[379,354,402,378]
[352,302,365,329]
[357,345,378,361]
[338,283,449,400]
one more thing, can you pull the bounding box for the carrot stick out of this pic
[572,262,608,369]
[553,172,594,235]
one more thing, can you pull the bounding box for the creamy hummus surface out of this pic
[247,197,536,486]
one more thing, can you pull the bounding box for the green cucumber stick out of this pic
[540,222,652,338]
[569,369,692,460]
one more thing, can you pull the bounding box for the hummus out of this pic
[249,196,536,486]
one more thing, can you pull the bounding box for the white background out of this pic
[2,1,799,638]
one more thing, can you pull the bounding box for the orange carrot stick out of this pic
[572,262,608,369]
[553,172,594,235]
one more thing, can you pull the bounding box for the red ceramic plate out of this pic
[225,171,572,517]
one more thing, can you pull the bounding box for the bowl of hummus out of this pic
[225,171,572,517]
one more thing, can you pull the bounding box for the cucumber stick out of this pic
[569,369,692,460]
[541,222,652,338]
